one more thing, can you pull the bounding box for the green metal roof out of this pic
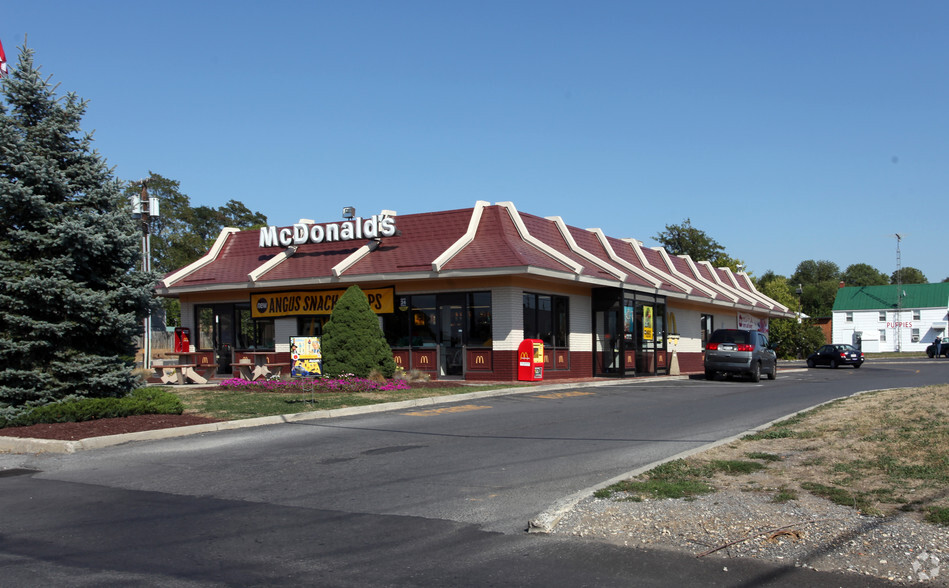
[833,283,949,311]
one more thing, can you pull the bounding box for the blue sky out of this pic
[4,1,947,282]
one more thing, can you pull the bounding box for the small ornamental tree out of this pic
[0,43,155,412]
[321,285,396,378]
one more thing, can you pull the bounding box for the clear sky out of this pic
[3,1,946,282]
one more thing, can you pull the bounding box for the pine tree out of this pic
[322,285,396,378]
[0,43,155,412]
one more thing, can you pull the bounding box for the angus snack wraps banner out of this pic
[251,287,394,318]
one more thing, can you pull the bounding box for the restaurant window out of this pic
[237,304,275,350]
[846,312,853,322]
[298,317,326,338]
[879,311,886,322]
[197,306,214,351]
[411,294,437,347]
[468,292,492,347]
[913,310,921,321]
[523,292,568,348]
[912,328,920,343]
[879,329,886,342]
[384,298,411,347]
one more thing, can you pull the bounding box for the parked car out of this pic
[806,344,864,368]
[704,328,777,382]
[926,342,949,358]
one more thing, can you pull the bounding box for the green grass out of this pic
[742,427,796,441]
[593,458,768,501]
[800,482,878,515]
[172,382,519,421]
[772,487,798,503]
[708,459,767,475]
[746,452,782,462]
[925,506,949,525]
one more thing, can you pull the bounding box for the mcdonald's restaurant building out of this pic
[157,202,794,381]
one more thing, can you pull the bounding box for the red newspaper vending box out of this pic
[517,339,544,381]
[174,327,190,352]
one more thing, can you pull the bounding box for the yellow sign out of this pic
[251,287,394,318]
[643,305,654,341]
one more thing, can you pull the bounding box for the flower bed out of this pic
[218,376,411,394]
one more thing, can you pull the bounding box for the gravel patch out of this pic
[551,489,948,585]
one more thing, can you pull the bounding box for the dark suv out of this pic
[704,329,777,382]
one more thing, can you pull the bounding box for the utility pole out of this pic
[132,182,159,369]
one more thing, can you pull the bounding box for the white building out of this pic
[832,283,949,352]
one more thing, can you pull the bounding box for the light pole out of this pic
[132,181,159,370]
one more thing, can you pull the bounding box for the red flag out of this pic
[0,38,8,78]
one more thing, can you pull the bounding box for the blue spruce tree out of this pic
[0,43,155,413]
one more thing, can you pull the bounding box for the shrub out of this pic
[322,285,397,378]
[0,388,183,428]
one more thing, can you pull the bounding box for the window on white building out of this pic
[879,311,886,321]
[912,328,920,343]
[846,312,853,322]
[913,310,921,320]
[879,329,886,342]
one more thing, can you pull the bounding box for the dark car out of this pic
[704,328,777,382]
[806,344,864,368]
[926,342,949,358]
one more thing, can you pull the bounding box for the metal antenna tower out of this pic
[895,233,903,352]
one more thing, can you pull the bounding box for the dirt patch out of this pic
[553,384,949,584]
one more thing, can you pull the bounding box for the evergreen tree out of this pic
[0,43,154,412]
[322,286,396,378]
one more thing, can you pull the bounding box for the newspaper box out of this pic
[517,339,544,381]
[174,327,190,352]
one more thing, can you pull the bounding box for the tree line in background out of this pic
[123,173,268,326]
[654,219,947,359]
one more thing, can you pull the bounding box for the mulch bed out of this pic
[0,414,222,441]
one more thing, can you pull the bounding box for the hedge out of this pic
[0,388,183,429]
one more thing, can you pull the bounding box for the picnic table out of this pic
[158,352,215,384]
[233,352,286,380]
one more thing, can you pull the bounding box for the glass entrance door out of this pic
[198,304,236,375]
[214,307,234,375]
[438,294,466,377]
[595,309,621,374]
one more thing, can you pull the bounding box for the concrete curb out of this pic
[0,376,671,455]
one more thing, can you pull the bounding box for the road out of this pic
[2,358,945,586]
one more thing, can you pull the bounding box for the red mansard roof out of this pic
[159,202,791,316]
